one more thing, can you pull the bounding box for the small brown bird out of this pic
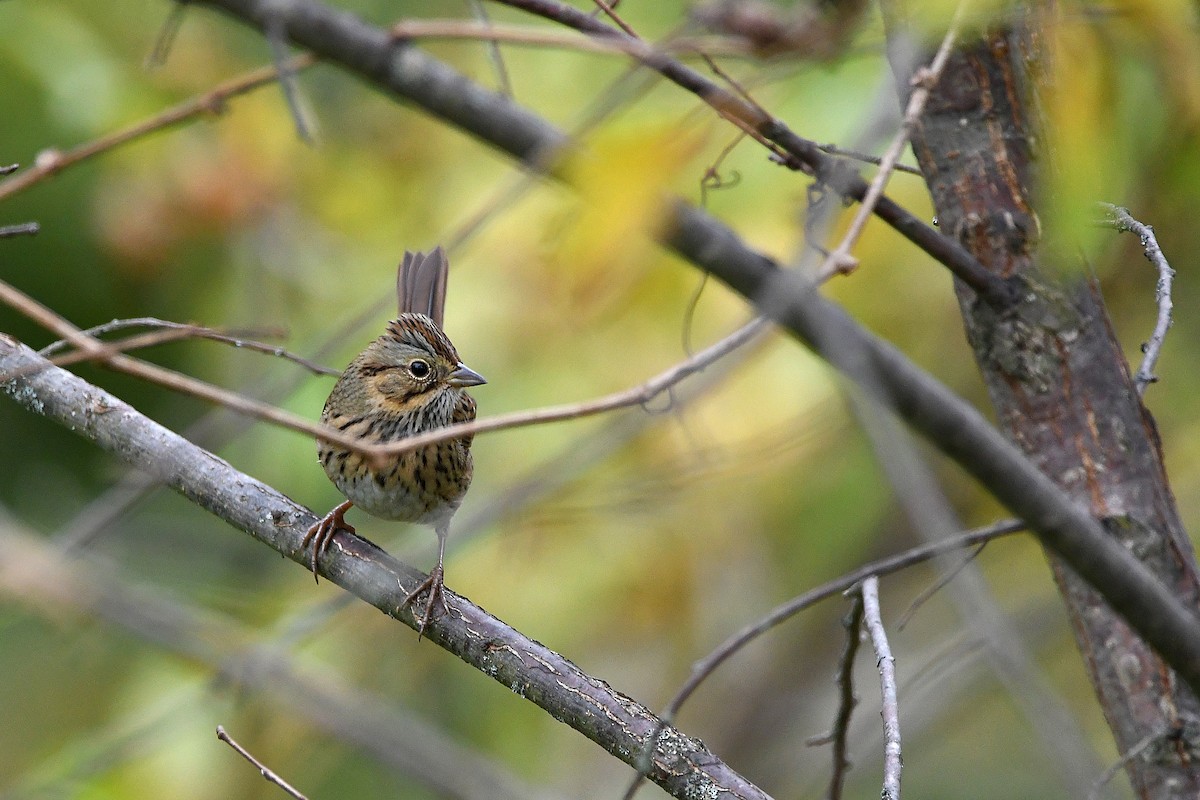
[303,247,485,634]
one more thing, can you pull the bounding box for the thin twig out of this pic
[589,0,638,37]
[468,0,514,97]
[817,143,922,176]
[39,317,339,376]
[264,14,315,142]
[861,577,901,800]
[0,277,368,455]
[817,2,967,280]
[0,274,767,469]
[387,19,747,56]
[826,591,865,800]
[1087,726,1174,800]
[146,0,190,68]
[0,222,40,238]
[362,317,769,464]
[621,518,1025,799]
[896,542,987,630]
[1102,203,1175,395]
[217,726,309,800]
[53,300,393,552]
[0,55,316,202]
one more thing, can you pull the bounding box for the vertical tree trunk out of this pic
[883,11,1200,797]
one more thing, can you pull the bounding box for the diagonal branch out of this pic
[0,336,771,800]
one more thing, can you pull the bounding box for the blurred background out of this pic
[1,1,1198,798]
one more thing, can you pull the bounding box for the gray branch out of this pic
[0,336,770,800]
[862,577,901,800]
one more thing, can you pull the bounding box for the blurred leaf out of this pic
[554,123,708,296]
[1039,14,1118,267]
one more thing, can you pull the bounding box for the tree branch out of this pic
[0,336,770,800]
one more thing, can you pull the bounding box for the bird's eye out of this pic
[408,359,431,379]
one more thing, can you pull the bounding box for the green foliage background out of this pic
[2,1,1199,798]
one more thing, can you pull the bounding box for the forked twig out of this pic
[39,317,338,376]
[896,542,987,630]
[621,518,1024,799]
[817,3,967,280]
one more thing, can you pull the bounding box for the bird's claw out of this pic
[401,564,449,639]
[301,500,355,583]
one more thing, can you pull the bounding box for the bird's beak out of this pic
[448,363,487,388]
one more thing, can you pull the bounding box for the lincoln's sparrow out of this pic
[303,246,486,634]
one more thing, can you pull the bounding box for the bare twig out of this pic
[817,4,967,280]
[816,143,922,176]
[825,592,865,800]
[896,542,987,630]
[386,19,747,56]
[1087,726,1175,800]
[0,276,370,456]
[1102,203,1175,395]
[0,55,316,203]
[590,0,639,37]
[0,273,767,467]
[861,577,901,800]
[0,222,40,238]
[39,317,339,376]
[621,518,1025,799]
[217,726,309,800]
[146,0,190,67]
[264,14,316,142]
[52,299,393,552]
[468,0,514,96]
[365,316,769,462]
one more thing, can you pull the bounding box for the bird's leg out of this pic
[301,500,355,583]
[402,523,451,639]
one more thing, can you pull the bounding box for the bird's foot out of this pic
[401,564,449,639]
[301,500,355,583]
